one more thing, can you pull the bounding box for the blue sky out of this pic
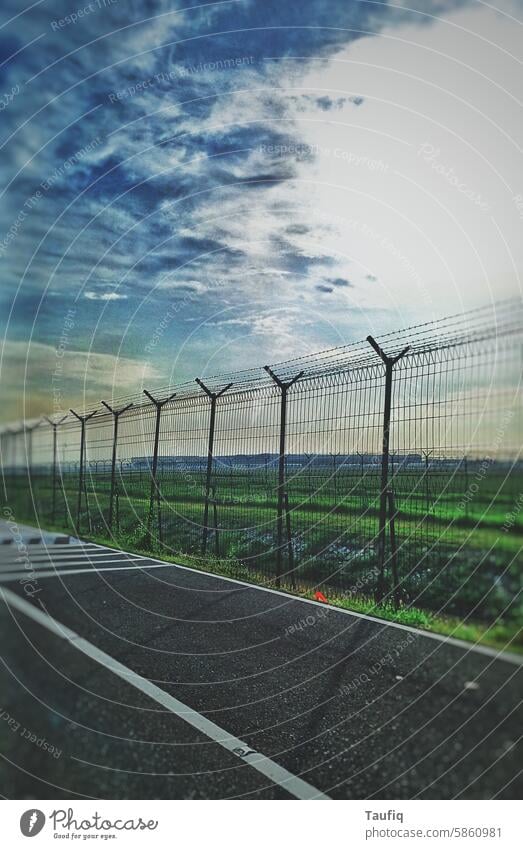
[0,0,521,419]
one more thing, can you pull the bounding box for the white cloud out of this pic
[84,291,128,301]
[289,1,523,316]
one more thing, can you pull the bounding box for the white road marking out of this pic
[0,545,105,556]
[0,549,125,560]
[0,587,330,801]
[0,556,148,571]
[0,543,94,550]
[0,562,175,581]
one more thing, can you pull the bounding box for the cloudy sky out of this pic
[0,0,521,420]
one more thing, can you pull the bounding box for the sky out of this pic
[0,0,521,420]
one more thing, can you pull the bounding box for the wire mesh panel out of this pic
[389,334,522,619]
[2,299,521,622]
[197,386,281,570]
[158,393,218,553]
[282,367,385,592]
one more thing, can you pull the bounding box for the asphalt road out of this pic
[0,522,521,799]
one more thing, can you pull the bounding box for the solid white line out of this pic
[87,542,523,667]
[0,587,329,801]
[0,562,176,581]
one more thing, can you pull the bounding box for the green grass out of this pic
[5,467,522,653]
[77,529,521,655]
[33,479,523,557]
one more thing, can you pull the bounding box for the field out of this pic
[7,459,522,637]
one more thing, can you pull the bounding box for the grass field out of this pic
[6,462,522,642]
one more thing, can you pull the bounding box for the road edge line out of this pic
[0,586,331,801]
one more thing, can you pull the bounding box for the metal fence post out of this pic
[43,415,68,524]
[330,451,340,506]
[283,492,296,590]
[101,401,133,530]
[463,455,469,517]
[8,427,21,474]
[195,379,233,555]
[422,449,432,519]
[3,427,23,506]
[1,429,13,490]
[0,430,6,476]
[366,336,410,602]
[25,419,44,485]
[263,366,304,587]
[70,409,97,534]
[386,489,400,607]
[143,390,176,542]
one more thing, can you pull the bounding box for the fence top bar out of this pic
[70,408,98,423]
[264,365,305,390]
[143,389,176,407]
[25,296,521,420]
[367,335,410,366]
[101,401,134,417]
[195,379,233,399]
[43,414,68,427]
